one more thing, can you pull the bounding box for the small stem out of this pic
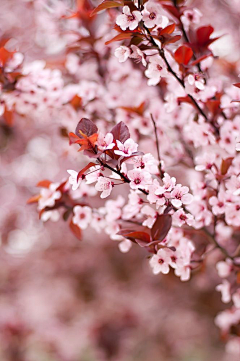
[150,114,164,178]
[97,157,149,196]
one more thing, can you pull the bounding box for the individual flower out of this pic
[180,8,202,30]
[116,6,142,31]
[127,169,152,189]
[142,1,168,28]
[38,183,61,210]
[170,185,193,208]
[118,238,132,253]
[209,190,226,216]
[115,138,138,157]
[132,153,158,173]
[85,166,102,184]
[97,132,115,151]
[172,208,194,227]
[67,169,81,191]
[95,176,113,198]
[114,46,131,63]
[147,179,166,208]
[72,206,92,229]
[130,45,147,66]
[149,248,172,275]
[195,152,217,171]
[145,55,168,86]
[155,173,176,195]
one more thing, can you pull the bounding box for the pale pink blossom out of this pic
[72,206,92,229]
[114,46,131,63]
[115,138,138,157]
[155,173,176,195]
[127,169,152,190]
[150,248,172,275]
[142,1,168,28]
[172,208,194,227]
[180,8,202,30]
[116,6,142,31]
[170,185,193,208]
[130,45,147,66]
[118,238,132,253]
[38,183,61,210]
[209,188,226,215]
[145,55,168,86]
[97,132,115,151]
[67,169,81,191]
[95,176,113,198]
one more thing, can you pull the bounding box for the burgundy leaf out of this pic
[151,214,172,242]
[111,121,130,143]
[75,118,98,139]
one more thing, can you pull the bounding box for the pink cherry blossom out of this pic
[38,183,61,210]
[172,208,194,227]
[129,45,147,66]
[114,46,131,63]
[170,185,193,208]
[145,55,168,86]
[95,176,113,198]
[209,188,226,215]
[180,8,202,30]
[115,138,138,157]
[72,205,92,229]
[67,169,81,191]
[149,248,172,275]
[97,132,115,151]
[116,6,142,31]
[127,169,152,190]
[142,1,168,28]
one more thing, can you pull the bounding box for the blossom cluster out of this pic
[1,0,239,356]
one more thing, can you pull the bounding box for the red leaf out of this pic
[196,26,214,47]
[105,32,133,45]
[111,122,130,143]
[69,219,82,240]
[75,118,98,138]
[151,214,172,242]
[160,23,176,35]
[174,45,193,65]
[233,83,240,89]
[90,0,123,17]
[36,180,52,188]
[221,157,234,175]
[77,162,96,181]
[118,229,151,245]
[163,34,181,45]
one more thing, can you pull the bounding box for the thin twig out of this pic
[150,114,164,178]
